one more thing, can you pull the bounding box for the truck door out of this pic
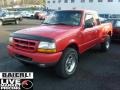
[81,14,97,50]
[4,12,14,21]
[7,12,15,21]
[92,14,102,43]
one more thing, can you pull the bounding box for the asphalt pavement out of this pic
[0,19,120,90]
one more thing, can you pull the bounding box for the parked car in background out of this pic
[0,11,22,26]
[35,10,55,20]
[15,7,42,18]
[34,11,42,19]
[0,8,8,13]
[20,11,35,18]
[112,19,120,40]
[37,11,48,20]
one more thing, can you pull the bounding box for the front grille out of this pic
[13,38,39,52]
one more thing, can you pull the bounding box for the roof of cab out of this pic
[56,9,97,14]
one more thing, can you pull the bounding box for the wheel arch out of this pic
[108,31,112,37]
[65,43,79,54]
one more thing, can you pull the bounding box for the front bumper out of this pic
[7,45,62,65]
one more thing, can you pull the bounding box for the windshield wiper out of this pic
[42,22,54,25]
[42,22,50,24]
[52,23,71,25]
[42,22,73,26]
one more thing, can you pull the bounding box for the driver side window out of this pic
[85,14,95,28]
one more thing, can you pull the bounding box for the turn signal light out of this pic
[37,49,56,53]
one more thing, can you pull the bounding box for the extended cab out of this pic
[7,10,112,78]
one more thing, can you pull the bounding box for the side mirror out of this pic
[84,22,94,28]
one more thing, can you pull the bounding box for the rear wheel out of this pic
[55,48,78,78]
[101,35,110,52]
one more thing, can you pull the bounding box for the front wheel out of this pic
[101,35,110,52]
[15,19,20,25]
[55,48,78,78]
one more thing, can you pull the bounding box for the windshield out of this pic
[43,11,82,26]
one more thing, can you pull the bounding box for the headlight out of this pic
[37,41,56,53]
[38,41,56,49]
[9,37,13,44]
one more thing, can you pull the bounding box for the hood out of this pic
[15,25,79,39]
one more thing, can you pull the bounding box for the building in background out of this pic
[46,0,120,18]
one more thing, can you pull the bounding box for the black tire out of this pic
[55,48,78,78]
[0,20,3,26]
[15,19,20,25]
[101,35,110,52]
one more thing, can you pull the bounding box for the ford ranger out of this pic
[7,10,112,78]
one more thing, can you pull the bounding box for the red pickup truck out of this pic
[8,10,112,78]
